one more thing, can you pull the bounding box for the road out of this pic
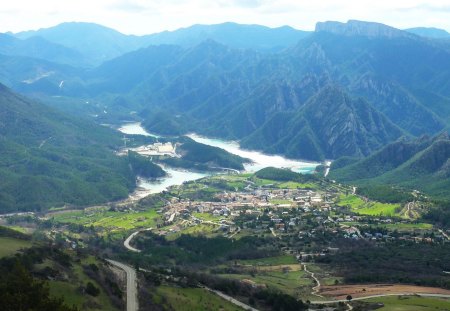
[439,229,449,241]
[106,259,138,311]
[123,228,152,252]
[203,287,260,311]
[311,293,450,304]
[302,263,323,298]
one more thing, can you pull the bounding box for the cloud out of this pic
[0,0,449,35]
[108,1,149,13]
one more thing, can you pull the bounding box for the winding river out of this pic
[118,123,319,196]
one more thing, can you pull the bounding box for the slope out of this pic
[241,87,404,161]
[0,84,138,212]
[329,133,450,199]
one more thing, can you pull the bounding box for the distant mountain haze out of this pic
[1,20,449,163]
[13,22,310,66]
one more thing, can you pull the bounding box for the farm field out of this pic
[0,236,32,258]
[319,284,450,300]
[338,194,401,217]
[50,208,161,232]
[365,295,450,311]
[155,286,244,311]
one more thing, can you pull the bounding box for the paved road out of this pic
[123,228,152,253]
[107,259,138,311]
[203,287,259,311]
[311,293,450,304]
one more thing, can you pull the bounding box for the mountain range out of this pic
[1,20,450,190]
[329,133,450,199]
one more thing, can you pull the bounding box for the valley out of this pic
[2,166,449,310]
[1,15,450,311]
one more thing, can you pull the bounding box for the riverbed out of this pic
[118,123,319,196]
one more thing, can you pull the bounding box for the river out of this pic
[118,123,319,195]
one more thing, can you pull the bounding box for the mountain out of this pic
[6,20,450,163]
[15,22,145,66]
[329,133,450,199]
[142,22,310,51]
[14,22,309,66]
[316,20,414,38]
[0,33,85,66]
[240,87,404,161]
[406,27,450,39]
[0,84,139,212]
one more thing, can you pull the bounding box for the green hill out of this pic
[329,133,450,199]
[0,84,140,212]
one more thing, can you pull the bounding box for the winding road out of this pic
[123,228,152,253]
[302,263,323,298]
[106,259,138,311]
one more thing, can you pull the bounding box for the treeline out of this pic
[0,225,31,240]
[175,137,249,170]
[423,200,450,228]
[0,247,78,311]
[141,266,308,311]
[127,151,166,178]
[356,185,414,203]
[317,241,450,289]
[255,167,316,182]
[131,234,278,265]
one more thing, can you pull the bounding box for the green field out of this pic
[0,237,32,258]
[238,255,298,266]
[156,286,244,311]
[51,208,160,231]
[193,212,223,222]
[277,181,318,189]
[220,269,311,297]
[165,223,218,240]
[48,257,118,311]
[374,222,433,231]
[365,295,450,311]
[338,194,401,217]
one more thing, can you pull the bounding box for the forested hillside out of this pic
[0,84,138,212]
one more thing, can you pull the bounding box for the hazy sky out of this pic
[1,0,450,34]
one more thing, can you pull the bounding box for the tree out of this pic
[346,295,352,301]
[0,262,78,310]
[85,282,100,297]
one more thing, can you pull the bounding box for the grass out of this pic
[338,194,401,217]
[365,295,450,311]
[373,223,433,231]
[165,223,218,241]
[156,286,244,311]
[4,225,31,234]
[52,208,161,232]
[277,181,318,189]
[193,212,222,222]
[238,255,298,266]
[220,270,311,297]
[0,237,32,258]
[48,257,118,311]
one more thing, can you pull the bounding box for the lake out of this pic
[118,123,319,195]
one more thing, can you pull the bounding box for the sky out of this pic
[1,0,450,35]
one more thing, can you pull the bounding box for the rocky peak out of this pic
[315,20,414,39]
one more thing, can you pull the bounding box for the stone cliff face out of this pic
[315,20,414,39]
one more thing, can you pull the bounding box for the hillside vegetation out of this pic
[0,84,138,212]
[329,133,450,199]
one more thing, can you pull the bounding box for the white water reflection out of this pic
[186,134,319,173]
[118,123,319,195]
[118,122,160,138]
